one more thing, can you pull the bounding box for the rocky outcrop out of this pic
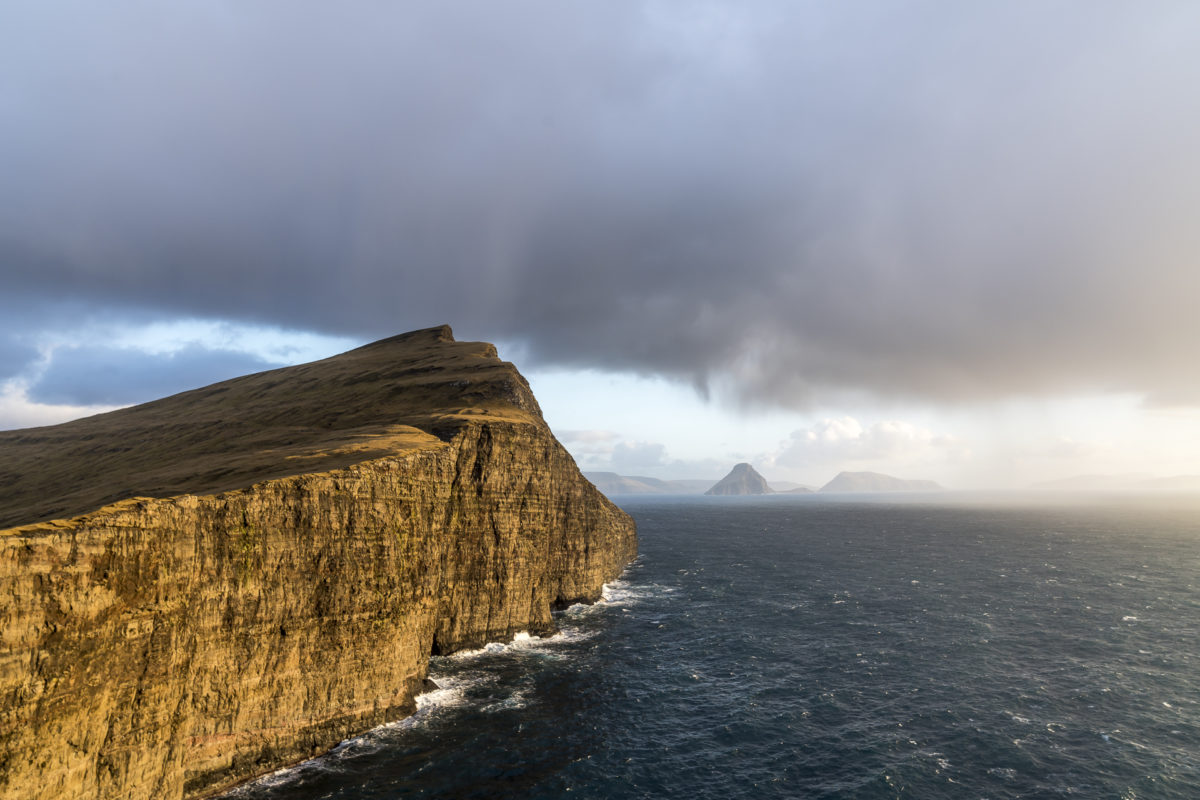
[0,326,636,800]
[704,463,774,496]
[819,471,942,492]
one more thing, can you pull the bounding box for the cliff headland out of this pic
[0,325,636,800]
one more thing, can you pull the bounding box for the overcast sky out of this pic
[4,1,1200,488]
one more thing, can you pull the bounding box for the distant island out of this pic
[585,471,812,495]
[818,471,942,493]
[705,463,773,495]
[588,467,939,496]
[585,472,716,495]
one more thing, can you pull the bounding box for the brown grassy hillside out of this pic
[0,325,540,529]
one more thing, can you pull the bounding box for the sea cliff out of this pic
[0,326,636,800]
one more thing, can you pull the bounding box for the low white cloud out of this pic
[555,430,623,466]
[1042,436,1111,460]
[610,440,668,471]
[0,379,118,431]
[556,431,668,471]
[771,416,964,474]
[560,431,729,481]
[557,429,620,446]
[104,320,358,364]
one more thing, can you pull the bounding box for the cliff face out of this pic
[0,326,636,800]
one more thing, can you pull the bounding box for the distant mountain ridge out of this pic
[586,468,939,496]
[772,481,814,493]
[585,472,814,496]
[584,472,716,495]
[819,471,942,493]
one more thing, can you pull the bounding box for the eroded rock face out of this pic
[0,328,636,800]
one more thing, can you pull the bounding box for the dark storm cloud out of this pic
[4,1,1200,407]
[29,345,281,406]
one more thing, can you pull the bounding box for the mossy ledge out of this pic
[0,325,637,800]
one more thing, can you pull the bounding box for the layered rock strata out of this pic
[0,326,636,800]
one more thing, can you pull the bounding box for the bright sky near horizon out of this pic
[4,2,1200,489]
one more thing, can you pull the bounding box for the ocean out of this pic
[225,494,1200,799]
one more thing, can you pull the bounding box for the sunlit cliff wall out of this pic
[0,327,636,800]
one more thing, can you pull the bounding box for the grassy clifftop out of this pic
[0,325,540,530]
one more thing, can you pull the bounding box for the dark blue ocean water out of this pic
[226,495,1200,799]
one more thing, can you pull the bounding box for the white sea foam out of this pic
[482,689,530,712]
[600,580,677,605]
[437,626,596,664]
[224,735,350,795]
[327,733,387,760]
[919,750,952,772]
[227,629,570,792]
[225,765,307,795]
[414,673,482,712]
[441,631,543,660]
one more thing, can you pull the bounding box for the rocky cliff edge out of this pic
[0,325,637,800]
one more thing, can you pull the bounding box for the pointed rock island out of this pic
[705,463,775,495]
[0,325,636,800]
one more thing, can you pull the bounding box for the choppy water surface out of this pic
[227,495,1200,799]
